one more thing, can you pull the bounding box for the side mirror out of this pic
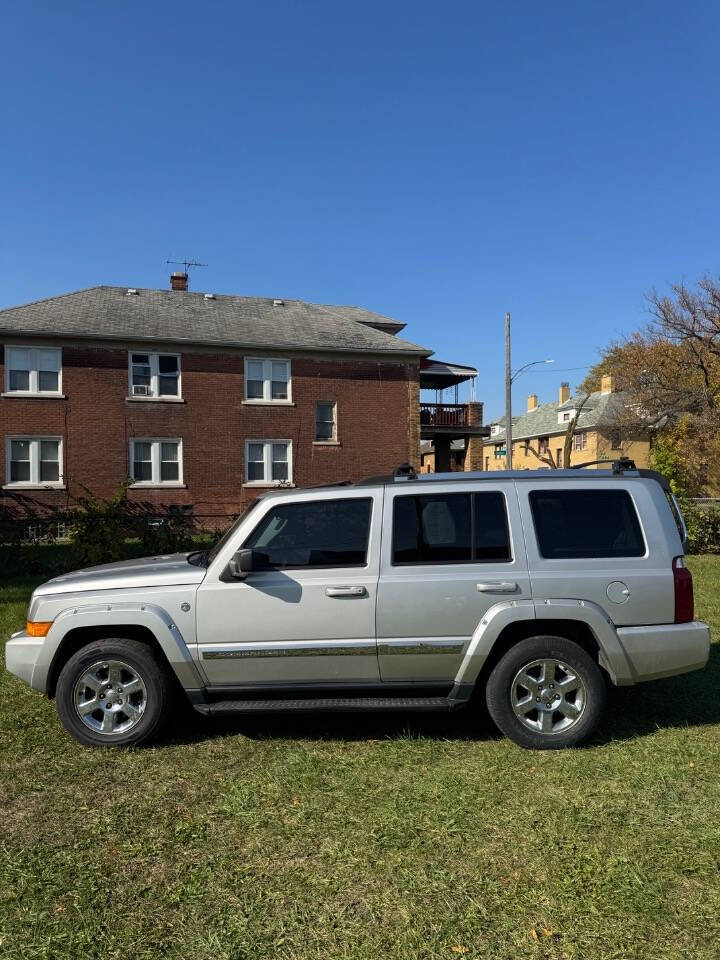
[227,548,269,580]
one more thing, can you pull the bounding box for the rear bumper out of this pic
[616,621,710,683]
[5,630,46,690]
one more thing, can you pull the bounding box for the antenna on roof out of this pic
[166,258,207,290]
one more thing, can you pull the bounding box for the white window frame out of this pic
[127,351,182,400]
[559,409,575,424]
[244,439,293,487]
[574,430,588,451]
[490,423,501,436]
[243,357,292,404]
[5,436,64,488]
[4,346,62,396]
[129,438,184,487]
[314,401,338,443]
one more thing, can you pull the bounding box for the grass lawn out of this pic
[1,560,720,960]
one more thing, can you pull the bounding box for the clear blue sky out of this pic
[3,1,719,420]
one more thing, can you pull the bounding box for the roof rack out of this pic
[393,462,417,480]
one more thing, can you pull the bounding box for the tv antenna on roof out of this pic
[166,258,207,289]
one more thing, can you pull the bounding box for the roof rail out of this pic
[570,457,637,474]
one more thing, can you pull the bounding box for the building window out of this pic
[574,431,587,451]
[245,440,292,486]
[538,436,549,454]
[6,437,63,487]
[130,438,183,486]
[493,444,504,459]
[315,402,337,441]
[129,352,181,398]
[244,358,291,402]
[484,456,490,471]
[556,447,563,467]
[609,427,622,450]
[5,346,61,395]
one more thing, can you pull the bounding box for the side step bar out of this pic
[194,696,463,716]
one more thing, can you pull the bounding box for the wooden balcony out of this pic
[420,402,468,427]
[420,402,488,440]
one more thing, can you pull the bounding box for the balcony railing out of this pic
[420,402,469,428]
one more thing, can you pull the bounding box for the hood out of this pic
[35,553,206,597]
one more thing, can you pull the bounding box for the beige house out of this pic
[483,376,651,471]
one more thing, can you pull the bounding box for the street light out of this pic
[504,311,553,470]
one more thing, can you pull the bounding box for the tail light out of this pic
[673,556,694,623]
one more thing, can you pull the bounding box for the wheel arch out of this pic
[47,624,164,698]
[40,603,205,698]
[471,618,605,695]
[454,598,635,692]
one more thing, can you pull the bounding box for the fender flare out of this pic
[454,597,635,687]
[35,601,205,695]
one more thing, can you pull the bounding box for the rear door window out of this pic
[392,491,511,564]
[529,488,645,559]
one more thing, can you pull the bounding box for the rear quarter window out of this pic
[529,488,645,559]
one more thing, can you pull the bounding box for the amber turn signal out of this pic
[26,621,53,637]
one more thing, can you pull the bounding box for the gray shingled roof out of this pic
[0,286,431,357]
[486,389,626,443]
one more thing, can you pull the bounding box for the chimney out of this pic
[558,381,570,404]
[170,271,188,292]
[601,373,614,394]
[527,394,538,412]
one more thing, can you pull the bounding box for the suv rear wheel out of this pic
[56,638,171,747]
[485,635,607,749]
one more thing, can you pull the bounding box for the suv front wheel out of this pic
[485,635,607,749]
[56,638,172,747]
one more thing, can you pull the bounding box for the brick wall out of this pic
[0,343,420,519]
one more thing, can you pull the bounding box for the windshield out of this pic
[199,499,263,566]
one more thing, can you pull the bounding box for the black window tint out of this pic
[529,489,645,559]
[474,492,512,561]
[393,494,471,564]
[393,491,511,564]
[244,498,371,568]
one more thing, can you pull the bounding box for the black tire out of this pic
[485,635,607,749]
[56,638,172,747]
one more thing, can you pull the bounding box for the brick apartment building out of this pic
[0,274,484,523]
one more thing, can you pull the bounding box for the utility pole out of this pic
[505,311,513,470]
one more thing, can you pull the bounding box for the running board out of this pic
[194,695,463,716]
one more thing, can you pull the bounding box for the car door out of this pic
[195,489,382,685]
[376,479,530,681]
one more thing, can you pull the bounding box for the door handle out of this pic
[325,585,368,598]
[476,581,518,594]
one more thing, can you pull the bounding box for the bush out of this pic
[65,485,133,569]
[0,485,230,578]
[682,502,720,554]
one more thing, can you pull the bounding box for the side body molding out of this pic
[453,598,636,687]
[36,601,205,694]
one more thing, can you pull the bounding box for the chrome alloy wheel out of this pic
[511,658,587,735]
[73,659,148,735]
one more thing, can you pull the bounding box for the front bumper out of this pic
[617,620,711,682]
[5,630,45,690]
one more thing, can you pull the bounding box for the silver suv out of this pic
[6,463,710,749]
